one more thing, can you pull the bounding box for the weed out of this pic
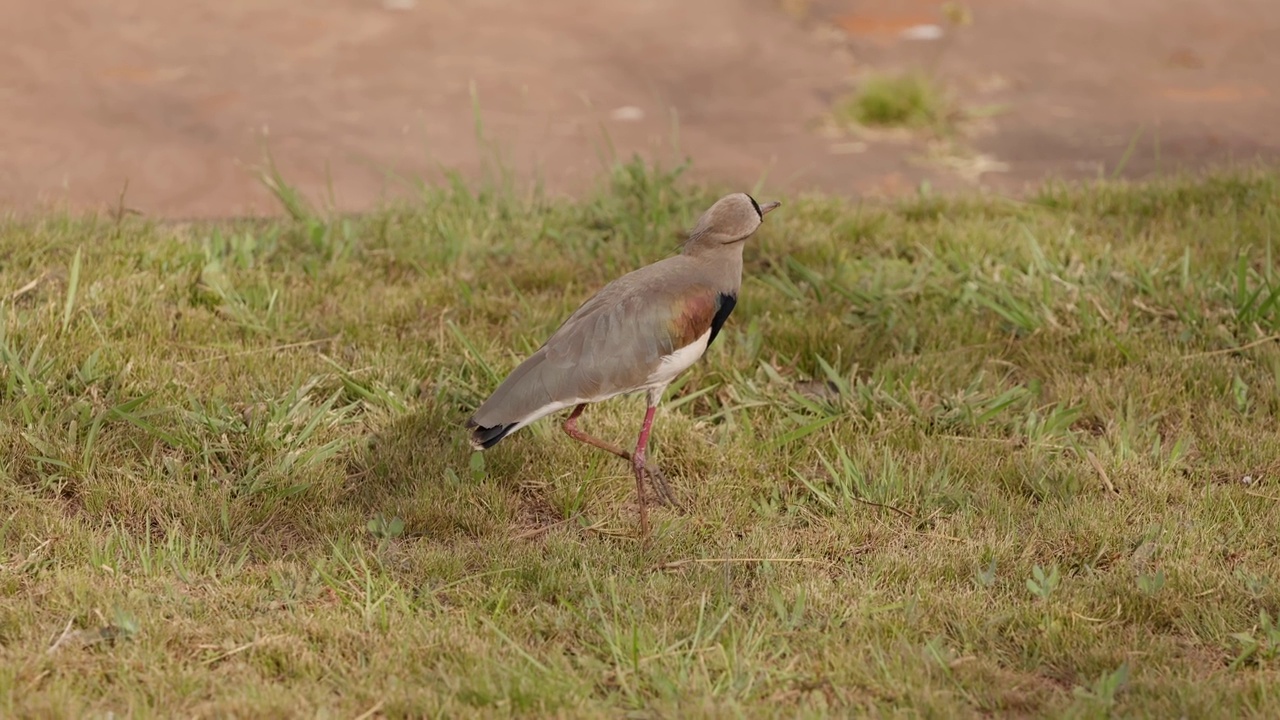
[1027,564,1062,601]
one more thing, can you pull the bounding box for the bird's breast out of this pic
[644,327,712,388]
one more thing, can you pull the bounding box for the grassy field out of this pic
[2,162,1279,718]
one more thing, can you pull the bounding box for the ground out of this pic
[3,0,1279,217]
[4,3,1280,718]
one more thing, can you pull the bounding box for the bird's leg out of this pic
[561,404,681,510]
[562,404,631,461]
[637,390,679,510]
[632,403,659,538]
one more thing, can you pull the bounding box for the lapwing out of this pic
[466,193,781,536]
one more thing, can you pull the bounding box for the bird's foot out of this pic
[641,462,684,512]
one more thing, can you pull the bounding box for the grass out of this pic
[2,159,1280,717]
[837,72,955,133]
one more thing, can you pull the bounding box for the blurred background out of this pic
[2,0,1277,218]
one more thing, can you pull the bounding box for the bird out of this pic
[465,192,781,537]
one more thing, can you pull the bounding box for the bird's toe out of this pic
[642,462,684,511]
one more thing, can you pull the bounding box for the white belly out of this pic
[644,328,712,389]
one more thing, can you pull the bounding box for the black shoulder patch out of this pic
[746,195,763,218]
[707,293,738,348]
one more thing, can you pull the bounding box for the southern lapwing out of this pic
[465,193,781,536]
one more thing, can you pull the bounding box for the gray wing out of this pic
[468,260,689,428]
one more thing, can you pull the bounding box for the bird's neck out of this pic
[684,243,745,291]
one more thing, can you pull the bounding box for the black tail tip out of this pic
[465,418,517,451]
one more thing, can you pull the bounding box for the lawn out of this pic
[2,162,1279,718]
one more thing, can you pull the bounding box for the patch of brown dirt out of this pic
[0,0,1278,218]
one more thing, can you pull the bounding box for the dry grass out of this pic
[2,161,1280,717]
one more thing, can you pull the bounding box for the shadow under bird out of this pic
[465,193,781,537]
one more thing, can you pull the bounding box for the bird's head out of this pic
[683,192,780,255]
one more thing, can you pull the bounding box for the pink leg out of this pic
[563,404,631,461]
[562,404,681,510]
[632,404,658,538]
